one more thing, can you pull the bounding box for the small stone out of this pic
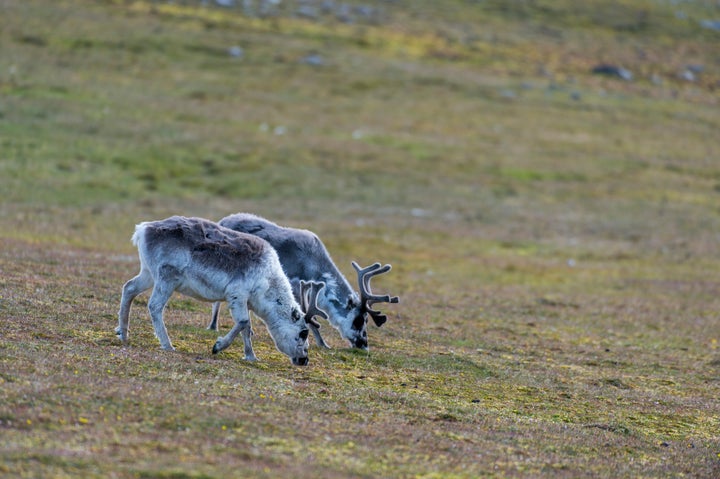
[500,89,516,99]
[301,53,324,66]
[355,5,375,19]
[700,19,720,31]
[228,46,244,58]
[296,5,319,19]
[592,64,633,81]
[320,1,335,14]
[679,69,695,82]
[336,3,353,23]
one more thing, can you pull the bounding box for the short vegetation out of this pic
[1,0,719,477]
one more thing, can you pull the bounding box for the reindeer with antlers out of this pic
[208,213,399,350]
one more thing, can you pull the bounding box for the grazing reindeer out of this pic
[116,216,314,366]
[208,213,399,350]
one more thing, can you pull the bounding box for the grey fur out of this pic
[209,213,396,350]
[117,216,310,366]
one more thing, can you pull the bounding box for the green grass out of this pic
[1,0,720,477]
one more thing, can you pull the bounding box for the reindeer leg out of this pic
[147,286,176,351]
[310,324,331,349]
[214,298,256,360]
[117,267,153,342]
[147,265,180,351]
[240,321,256,361]
[208,301,221,331]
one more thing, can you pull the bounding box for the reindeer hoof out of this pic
[115,328,128,342]
[212,341,222,354]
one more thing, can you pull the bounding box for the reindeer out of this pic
[208,213,398,350]
[116,216,322,366]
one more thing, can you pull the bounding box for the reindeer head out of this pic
[348,261,399,349]
[284,307,310,366]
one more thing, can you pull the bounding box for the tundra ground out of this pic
[1,1,719,477]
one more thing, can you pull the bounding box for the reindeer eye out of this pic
[352,314,366,330]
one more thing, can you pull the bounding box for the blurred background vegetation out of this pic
[1,0,719,477]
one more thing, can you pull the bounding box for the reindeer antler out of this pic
[299,280,329,329]
[352,261,399,327]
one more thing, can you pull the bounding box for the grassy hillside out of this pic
[1,0,719,477]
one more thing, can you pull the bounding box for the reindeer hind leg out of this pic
[117,267,153,342]
[147,265,180,351]
[208,301,221,331]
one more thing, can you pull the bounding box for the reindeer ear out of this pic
[299,329,309,340]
